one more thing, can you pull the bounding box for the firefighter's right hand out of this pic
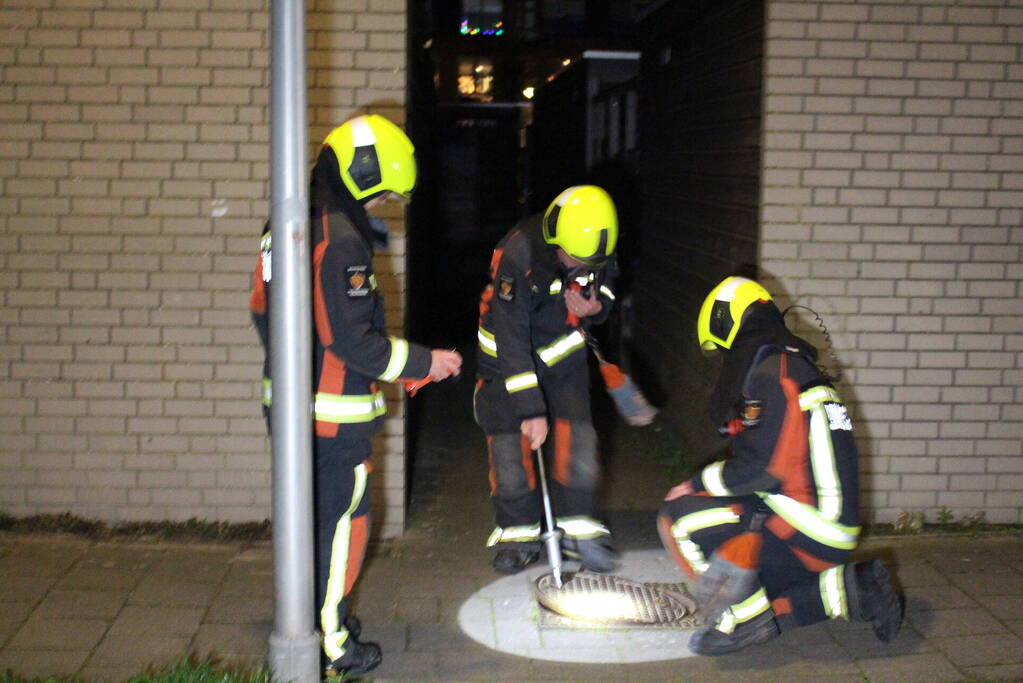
[520,417,548,450]
[428,349,462,381]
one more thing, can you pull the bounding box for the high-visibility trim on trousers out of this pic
[321,462,369,662]
[714,587,770,634]
[486,523,541,546]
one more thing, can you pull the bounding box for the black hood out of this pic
[707,300,819,425]
[309,145,376,249]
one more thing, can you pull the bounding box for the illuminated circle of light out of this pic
[456,549,698,663]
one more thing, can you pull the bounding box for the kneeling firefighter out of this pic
[474,185,620,575]
[658,276,903,655]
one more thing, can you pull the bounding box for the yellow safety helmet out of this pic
[542,185,618,266]
[322,114,416,201]
[697,276,773,350]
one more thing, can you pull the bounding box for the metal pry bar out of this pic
[534,445,564,588]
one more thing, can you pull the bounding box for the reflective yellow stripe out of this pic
[760,493,860,549]
[799,385,841,410]
[478,327,497,357]
[537,330,585,365]
[261,378,272,406]
[556,516,609,539]
[599,285,615,300]
[820,566,847,619]
[314,391,387,424]
[715,587,769,634]
[259,234,272,282]
[670,507,739,576]
[809,405,842,521]
[369,273,377,290]
[379,337,409,382]
[321,462,369,661]
[486,523,541,546]
[549,279,562,294]
[505,372,538,393]
[701,461,732,496]
[676,506,740,535]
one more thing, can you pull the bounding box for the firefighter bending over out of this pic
[474,185,620,575]
[658,276,903,655]
[250,115,461,677]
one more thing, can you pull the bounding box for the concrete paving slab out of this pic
[0,648,91,679]
[6,616,108,652]
[191,622,272,659]
[930,632,1023,668]
[906,606,1009,637]
[128,575,219,608]
[854,652,967,683]
[104,605,205,640]
[34,589,127,620]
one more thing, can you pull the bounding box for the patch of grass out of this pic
[0,511,271,543]
[1,656,272,683]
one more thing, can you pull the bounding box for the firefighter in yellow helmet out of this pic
[658,276,903,655]
[250,114,461,677]
[474,185,620,575]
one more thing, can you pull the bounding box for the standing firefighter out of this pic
[250,115,462,677]
[658,276,903,655]
[474,185,619,575]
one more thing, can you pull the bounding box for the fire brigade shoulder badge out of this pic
[498,275,515,302]
[346,265,370,297]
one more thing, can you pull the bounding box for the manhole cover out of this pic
[534,571,700,630]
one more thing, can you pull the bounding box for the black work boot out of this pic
[492,547,541,574]
[562,536,617,573]
[845,559,903,643]
[344,615,361,640]
[330,638,382,678]
[688,609,780,656]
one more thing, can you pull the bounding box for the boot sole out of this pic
[869,559,903,643]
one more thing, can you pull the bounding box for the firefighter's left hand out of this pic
[664,480,694,501]
[565,287,601,318]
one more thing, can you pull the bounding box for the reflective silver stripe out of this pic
[799,385,841,410]
[556,516,609,539]
[505,372,538,393]
[809,405,842,521]
[549,279,562,294]
[760,493,860,549]
[259,233,272,282]
[314,391,387,424]
[486,523,541,546]
[820,566,846,619]
[478,327,497,357]
[599,285,615,300]
[537,330,585,366]
[379,337,409,382]
[261,378,272,406]
[701,461,732,496]
[321,462,369,661]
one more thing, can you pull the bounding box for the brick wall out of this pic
[630,0,765,440]
[0,0,414,537]
[760,0,1023,523]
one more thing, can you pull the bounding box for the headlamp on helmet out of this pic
[542,185,618,267]
[697,276,773,351]
[323,114,417,202]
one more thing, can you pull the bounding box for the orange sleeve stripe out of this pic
[553,418,572,486]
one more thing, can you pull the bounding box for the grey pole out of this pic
[266,0,320,681]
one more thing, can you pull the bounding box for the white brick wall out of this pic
[761,0,1023,524]
[0,0,412,537]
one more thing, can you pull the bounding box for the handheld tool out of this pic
[534,445,564,588]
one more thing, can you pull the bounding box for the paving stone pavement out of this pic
[2,380,1022,682]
